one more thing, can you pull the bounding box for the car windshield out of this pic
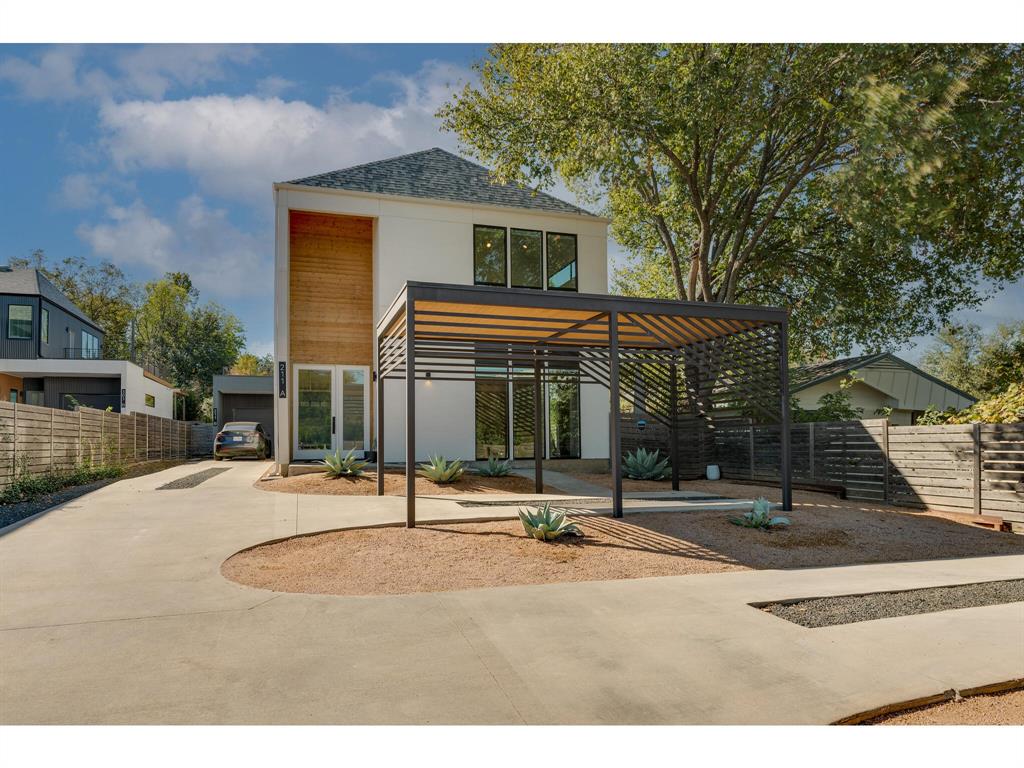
[223,422,260,433]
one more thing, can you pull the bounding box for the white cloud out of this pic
[96,60,471,203]
[0,44,256,102]
[255,75,295,98]
[76,196,270,299]
[57,173,109,209]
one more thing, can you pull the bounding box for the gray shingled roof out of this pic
[0,268,102,330]
[790,354,881,391]
[284,148,599,218]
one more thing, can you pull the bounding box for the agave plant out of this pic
[418,454,466,483]
[321,447,369,478]
[622,447,670,480]
[518,502,582,542]
[729,497,790,530]
[477,456,514,477]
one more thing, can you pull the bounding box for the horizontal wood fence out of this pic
[0,401,214,490]
[622,414,1024,521]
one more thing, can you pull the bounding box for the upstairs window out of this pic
[510,229,543,289]
[7,305,32,339]
[41,308,49,344]
[546,233,578,291]
[145,393,156,408]
[82,330,100,359]
[473,225,506,286]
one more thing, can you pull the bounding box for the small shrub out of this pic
[418,454,465,483]
[0,464,125,506]
[729,497,790,530]
[321,447,369,478]
[477,456,513,477]
[518,502,582,541]
[622,447,670,480]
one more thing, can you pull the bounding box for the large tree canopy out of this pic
[439,44,1023,360]
[920,321,1024,399]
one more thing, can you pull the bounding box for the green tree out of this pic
[230,353,274,376]
[920,321,1024,398]
[440,44,1024,360]
[791,374,865,422]
[135,273,245,419]
[7,250,139,358]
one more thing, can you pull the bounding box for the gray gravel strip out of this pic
[156,467,231,490]
[762,579,1024,628]
[0,479,114,533]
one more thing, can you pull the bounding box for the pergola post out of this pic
[375,345,384,497]
[533,359,544,494]
[779,318,793,512]
[608,311,623,518]
[405,297,416,527]
[669,360,680,491]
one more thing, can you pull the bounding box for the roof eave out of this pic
[272,182,611,224]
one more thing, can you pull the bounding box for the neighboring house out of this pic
[212,374,274,443]
[273,147,610,471]
[0,267,181,418]
[791,352,977,425]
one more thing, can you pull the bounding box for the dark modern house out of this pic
[0,266,180,417]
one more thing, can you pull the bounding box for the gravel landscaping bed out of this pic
[0,459,190,532]
[223,501,1024,596]
[157,467,231,490]
[867,688,1024,725]
[762,579,1024,628]
[256,469,565,496]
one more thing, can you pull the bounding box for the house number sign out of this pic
[278,361,287,398]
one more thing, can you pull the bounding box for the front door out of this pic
[293,364,370,460]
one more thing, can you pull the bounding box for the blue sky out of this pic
[0,44,1018,361]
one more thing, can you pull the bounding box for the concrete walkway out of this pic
[1,459,1021,724]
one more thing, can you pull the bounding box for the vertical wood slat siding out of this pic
[0,401,211,489]
[288,211,374,366]
[618,414,1024,518]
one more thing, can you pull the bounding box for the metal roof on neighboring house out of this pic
[790,352,977,403]
[0,268,103,331]
[283,147,600,218]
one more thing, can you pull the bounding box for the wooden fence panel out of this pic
[0,401,213,490]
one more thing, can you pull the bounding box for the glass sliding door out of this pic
[340,367,369,451]
[294,365,335,459]
[548,368,581,458]
[475,375,508,460]
[512,378,536,459]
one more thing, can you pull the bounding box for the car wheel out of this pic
[214,455,223,461]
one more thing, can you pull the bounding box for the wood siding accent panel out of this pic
[288,211,374,366]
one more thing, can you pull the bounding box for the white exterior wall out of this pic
[121,362,176,419]
[273,185,611,466]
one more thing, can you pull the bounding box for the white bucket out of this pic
[706,464,721,481]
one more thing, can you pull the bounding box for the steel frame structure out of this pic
[375,282,792,527]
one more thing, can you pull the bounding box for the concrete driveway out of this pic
[1,459,1021,724]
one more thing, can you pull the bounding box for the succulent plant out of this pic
[622,447,670,480]
[418,454,466,483]
[729,497,790,529]
[477,456,514,477]
[321,447,369,478]
[518,502,582,541]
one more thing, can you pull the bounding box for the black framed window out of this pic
[474,372,509,460]
[41,308,49,344]
[510,228,543,289]
[546,233,578,291]
[548,367,581,458]
[473,225,507,286]
[7,304,32,339]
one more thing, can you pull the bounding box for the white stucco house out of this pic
[791,352,976,425]
[272,148,611,473]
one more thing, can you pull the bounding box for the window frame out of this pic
[545,232,578,292]
[144,393,156,408]
[6,304,33,340]
[509,227,544,290]
[40,307,49,344]
[82,330,100,360]
[472,224,508,288]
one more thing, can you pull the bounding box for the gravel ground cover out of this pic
[156,467,231,490]
[223,500,1024,596]
[256,469,564,496]
[761,579,1024,628]
[867,688,1024,725]
[0,459,191,532]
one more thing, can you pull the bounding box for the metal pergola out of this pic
[375,282,792,527]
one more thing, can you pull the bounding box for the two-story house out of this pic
[272,148,611,472]
[0,267,181,417]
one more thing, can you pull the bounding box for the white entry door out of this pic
[293,364,370,461]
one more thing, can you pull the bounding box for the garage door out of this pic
[220,393,274,440]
